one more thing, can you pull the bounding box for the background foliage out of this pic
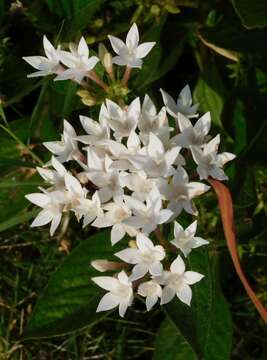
[0,0,266,359]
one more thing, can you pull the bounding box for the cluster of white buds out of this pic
[24,24,236,317]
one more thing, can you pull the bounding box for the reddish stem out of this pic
[208,177,267,324]
[121,66,132,86]
[87,70,109,92]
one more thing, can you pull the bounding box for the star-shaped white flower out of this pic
[171,112,211,148]
[23,36,60,78]
[115,233,165,281]
[171,221,209,257]
[138,94,170,145]
[124,187,173,234]
[160,85,199,118]
[108,23,155,68]
[105,98,140,140]
[55,37,99,83]
[121,171,156,201]
[156,256,204,306]
[77,104,110,146]
[43,120,81,163]
[81,150,124,203]
[129,132,181,178]
[162,166,210,218]
[92,271,133,317]
[138,280,162,311]
[190,135,236,180]
[25,190,66,236]
[37,156,67,189]
[92,196,136,245]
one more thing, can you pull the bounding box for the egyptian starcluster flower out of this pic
[24,24,236,317]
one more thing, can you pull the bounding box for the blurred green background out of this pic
[0,0,266,359]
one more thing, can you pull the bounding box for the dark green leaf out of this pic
[232,1,267,29]
[164,250,232,359]
[0,209,39,232]
[153,317,197,360]
[23,231,119,339]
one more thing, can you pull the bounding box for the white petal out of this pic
[111,223,126,245]
[146,295,158,311]
[108,35,126,54]
[86,56,99,71]
[185,220,197,237]
[187,182,210,199]
[135,42,155,58]
[43,35,56,60]
[158,209,173,224]
[50,213,62,236]
[177,283,192,306]
[91,276,119,291]
[126,23,139,49]
[204,134,220,155]
[174,221,184,238]
[129,264,147,281]
[194,112,211,136]
[25,193,50,207]
[165,147,180,166]
[119,301,130,317]
[160,89,178,117]
[115,248,140,264]
[96,292,120,312]
[51,156,66,176]
[148,132,165,158]
[160,286,176,305]
[64,173,83,195]
[112,55,128,66]
[184,271,204,285]
[170,256,185,275]
[78,37,89,57]
[136,233,154,251]
[177,113,192,131]
[43,141,64,155]
[31,210,53,227]
[149,262,163,276]
[217,152,236,166]
[23,56,47,70]
[191,237,209,248]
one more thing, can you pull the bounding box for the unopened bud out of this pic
[91,260,127,272]
[76,90,96,107]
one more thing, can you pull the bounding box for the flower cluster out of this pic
[24,24,235,317]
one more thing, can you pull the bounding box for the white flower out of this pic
[190,135,236,180]
[115,233,165,281]
[108,23,155,68]
[171,221,209,257]
[138,95,170,145]
[23,36,60,78]
[92,271,133,317]
[171,112,211,148]
[92,196,136,245]
[74,191,103,227]
[162,166,210,218]
[157,256,204,306]
[55,37,99,83]
[105,98,140,140]
[37,156,67,188]
[25,190,66,236]
[77,104,110,145]
[138,280,162,311]
[160,85,199,118]
[129,132,181,178]
[82,150,124,203]
[43,120,81,163]
[121,171,155,201]
[124,187,173,234]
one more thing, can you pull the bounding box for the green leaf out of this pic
[153,317,197,360]
[232,1,267,29]
[23,231,119,339]
[194,64,226,128]
[164,250,232,359]
[45,0,105,32]
[0,208,39,232]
